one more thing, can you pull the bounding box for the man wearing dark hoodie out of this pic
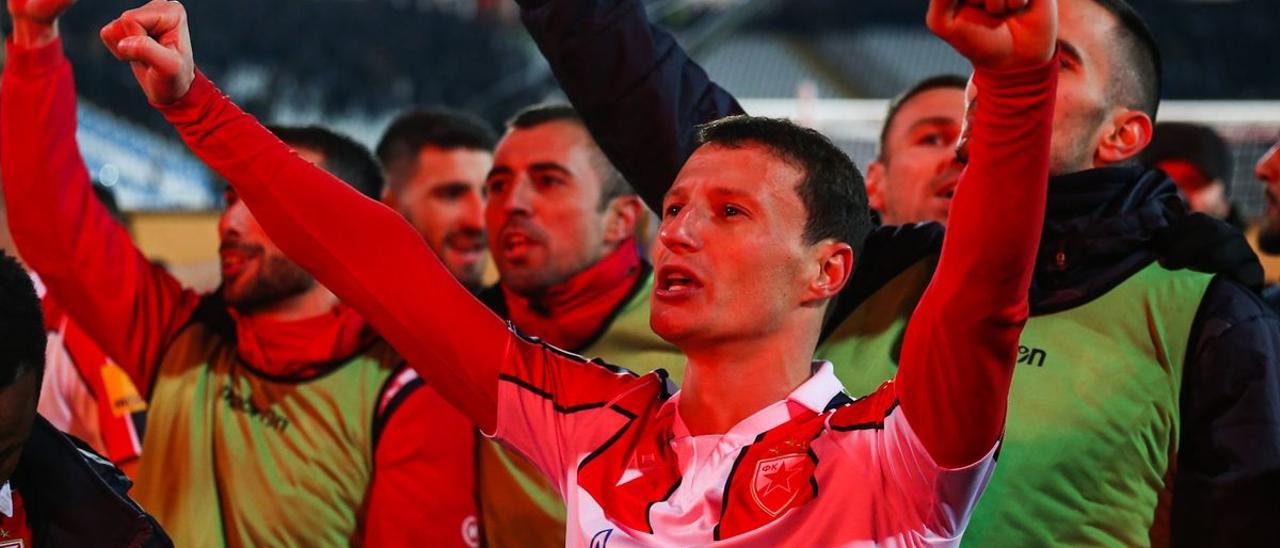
[0,1,477,545]
[509,0,1280,545]
[1,250,171,548]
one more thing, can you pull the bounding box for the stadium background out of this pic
[1,0,1276,288]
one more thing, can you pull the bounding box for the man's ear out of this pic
[603,195,646,246]
[805,240,855,305]
[866,160,889,219]
[1096,109,1154,166]
[380,186,398,209]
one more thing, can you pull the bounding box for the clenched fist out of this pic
[927,0,1058,71]
[100,0,196,106]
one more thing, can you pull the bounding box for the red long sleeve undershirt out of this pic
[1,38,200,394]
[2,39,476,545]
[155,56,1054,472]
[896,59,1058,468]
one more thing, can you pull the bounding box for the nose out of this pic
[219,199,248,237]
[657,205,703,255]
[462,189,485,231]
[502,175,535,216]
[1257,143,1280,184]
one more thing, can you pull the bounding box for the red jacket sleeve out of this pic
[1,38,200,395]
[156,73,510,431]
[366,383,478,547]
[895,58,1058,469]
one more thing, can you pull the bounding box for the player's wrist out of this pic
[11,17,59,49]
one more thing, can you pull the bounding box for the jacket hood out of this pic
[1032,166,1262,313]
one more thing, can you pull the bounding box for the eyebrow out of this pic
[431,181,473,192]
[528,162,572,176]
[707,186,764,209]
[486,162,573,180]
[907,116,960,132]
[486,166,512,179]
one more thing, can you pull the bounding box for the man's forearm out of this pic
[519,0,744,212]
[1,38,197,392]
[897,57,1059,469]
[156,73,509,430]
[11,17,58,48]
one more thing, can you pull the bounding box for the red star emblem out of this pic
[750,454,809,516]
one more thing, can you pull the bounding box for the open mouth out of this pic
[933,173,962,200]
[445,234,487,263]
[655,265,703,298]
[219,249,258,277]
[501,231,536,259]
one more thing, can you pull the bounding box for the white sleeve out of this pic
[876,408,998,544]
[37,330,108,453]
[489,334,655,495]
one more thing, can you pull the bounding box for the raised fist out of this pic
[100,0,195,106]
[927,0,1058,71]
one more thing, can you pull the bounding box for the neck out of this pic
[240,285,341,322]
[503,241,642,349]
[677,320,820,436]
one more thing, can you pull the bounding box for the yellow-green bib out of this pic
[134,307,401,548]
[817,260,1213,547]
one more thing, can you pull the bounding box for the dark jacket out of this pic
[514,0,1280,544]
[11,415,171,548]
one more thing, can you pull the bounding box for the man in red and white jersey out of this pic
[101,0,1057,544]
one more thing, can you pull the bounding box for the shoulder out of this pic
[1184,277,1280,387]
[504,326,674,417]
[1191,277,1278,351]
[826,223,943,337]
[827,381,900,432]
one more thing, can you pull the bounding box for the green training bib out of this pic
[134,310,400,548]
[818,260,1213,547]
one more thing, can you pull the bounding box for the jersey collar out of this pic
[669,361,845,444]
[788,361,844,414]
[0,481,12,518]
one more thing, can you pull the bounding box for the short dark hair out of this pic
[507,103,633,209]
[376,108,497,188]
[1092,0,1162,120]
[694,116,872,257]
[0,251,45,388]
[267,125,384,200]
[878,74,969,162]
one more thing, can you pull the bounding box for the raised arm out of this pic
[516,0,743,212]
[100,0,514,432]
[896,0,1059,469]
[1,0,199,394]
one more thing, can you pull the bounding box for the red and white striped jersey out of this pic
[491,340,997,547]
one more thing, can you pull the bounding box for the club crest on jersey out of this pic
[750,454,808,516]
